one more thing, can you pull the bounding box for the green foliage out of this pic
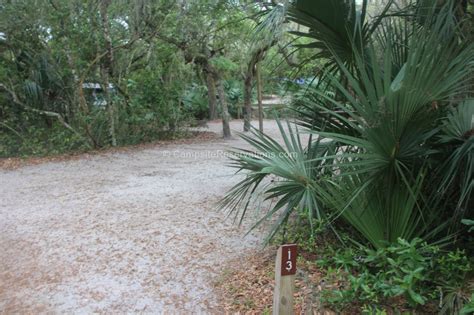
[182,84,209,120]
[312,11,473,246]
[361,305,388,315]
[218,119,337,243]
[461,294,474,315]
[436,100,474,216]
[287,0,391,77]
[462,219,474,232]
[2,0,284,156]
[224,79,243,118]
[437,249,473,315]
[219,3,473,312]
[437,249,471,287]
[181,80,244,120]
[0,0,317,156]
[278,218,473,313]
[322,238,436,308]
[122,67,187,144]
[210,56,239,73]
[272,217,329,253]
[220,1,474,249]
[0,121,88,157]
[319,238,472,312]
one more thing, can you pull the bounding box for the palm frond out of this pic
[218,120,335,242]
[436,100,474,215]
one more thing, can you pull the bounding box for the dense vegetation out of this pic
[219,0,474,313]
[0,0,313,157]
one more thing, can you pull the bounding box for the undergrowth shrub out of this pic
[319,238,472,313]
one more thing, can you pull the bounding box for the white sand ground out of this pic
[0,119,292,313]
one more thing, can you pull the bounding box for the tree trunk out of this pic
[205,71,218,120]
[243,69,253,132]
[243,47,268,132]
[215,76,231,138]
[256,62,264,133]
[99,0,117,147]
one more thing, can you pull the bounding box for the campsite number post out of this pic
[273,244,297,315]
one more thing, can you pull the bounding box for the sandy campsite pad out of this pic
[0,120,289,313]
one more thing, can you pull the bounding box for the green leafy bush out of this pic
[0,121,88,157]
[319,239,472,312]
[123,69,187,144]
[182,84,209,121]
[224,79,243,118]
[461,294,474,315]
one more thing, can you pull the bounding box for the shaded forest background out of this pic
[0,0,318,156]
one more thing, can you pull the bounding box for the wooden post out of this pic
[273,244,297,315]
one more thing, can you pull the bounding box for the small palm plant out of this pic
[220,1,474,248]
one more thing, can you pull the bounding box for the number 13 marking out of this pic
[285,250,292,271]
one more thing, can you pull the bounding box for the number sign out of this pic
[280,244,297,276]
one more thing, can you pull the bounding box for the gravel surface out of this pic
[0,120,287,313]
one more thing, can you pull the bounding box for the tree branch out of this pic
[0,83,92,148]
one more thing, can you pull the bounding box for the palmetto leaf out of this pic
[303,5,474,246]
[220,1,473,248]
[218,120,335,242]
[436,100,474,214]
[287,0,393,76]
[311,6,474,177]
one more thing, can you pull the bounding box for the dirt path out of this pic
[0,120,285,313]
